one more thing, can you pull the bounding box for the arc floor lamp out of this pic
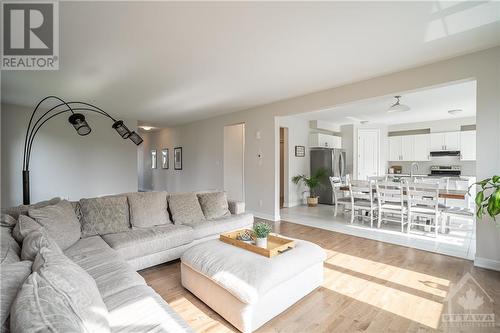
[22,96,143,205]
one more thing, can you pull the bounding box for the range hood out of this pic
[430,150,461,157]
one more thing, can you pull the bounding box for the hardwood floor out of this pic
[140,221,500,333]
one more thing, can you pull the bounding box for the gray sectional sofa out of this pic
[0,191,253,332]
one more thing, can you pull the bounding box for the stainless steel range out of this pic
[429,165,461,176]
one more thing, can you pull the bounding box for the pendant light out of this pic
[387,95,410,113]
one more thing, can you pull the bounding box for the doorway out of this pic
[224,123,245,201]
[357,129,380,180]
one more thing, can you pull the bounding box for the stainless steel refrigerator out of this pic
[310,148,347,205]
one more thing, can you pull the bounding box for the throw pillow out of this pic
[0,261,32,333]
[0,227,21,264]
[1,197,60,220]
[21,229,62,261]
[197,192,231,220]
[0,214,17,229]
[10,248,110,333]
[79,196,130,237]
[168,192,206,225]
[127,192,169,228]
[12,215,41,244]
[28,200,81,250]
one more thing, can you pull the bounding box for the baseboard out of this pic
[284,201,302,208]
[247,210,280,222]
[474,256,500,271]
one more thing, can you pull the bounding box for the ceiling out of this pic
[285,80,476,126]
[2,1,499,126]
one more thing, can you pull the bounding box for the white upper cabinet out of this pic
[388,134,430,161]
[413,134,431,161]
[460,130,476,160]
[389,136,402,161]
[430,131,460,151]
[309,133,342,148]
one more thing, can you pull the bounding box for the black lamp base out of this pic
[23,170,30,205]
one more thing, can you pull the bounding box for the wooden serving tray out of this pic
[219,229,296,258]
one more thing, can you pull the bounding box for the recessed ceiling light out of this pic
[387,96,410,113]
[140,126,154,131]
[448,109,463,115]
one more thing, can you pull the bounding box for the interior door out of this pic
[357,129,379,180]
[224,123,245,201]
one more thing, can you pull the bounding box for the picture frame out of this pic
[161,148,169,169]
[295,145,305,157]
[174,147,182,170]
[151,149,157,169]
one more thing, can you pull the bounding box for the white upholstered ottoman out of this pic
[180,238,326,333]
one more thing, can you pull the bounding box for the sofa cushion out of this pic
[12,215,41,244]
[0,213,17,229]
[104,285,194,333]
[79,196,130,237]
[64,236,146,298]
[1,197,60,220]
[127,192,169,228]
[28,200,81,250]
[21,229,62,261]
[0,227,21,264]
[182,213,253,240]
[101,224,194,261]
[11,247,110,333]
[0,261,32,333]
[197,192,231,220]
[168,192,206,225]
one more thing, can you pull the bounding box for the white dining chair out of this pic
[376,180,407,232]
[329,176,350,217]
[406,182,441,237]
[348,180,377,227]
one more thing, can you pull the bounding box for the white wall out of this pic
[277,116,310,207]
[139,47,499,269]
[1,103,139,207]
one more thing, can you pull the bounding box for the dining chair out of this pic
[348,180,377,227]
[406,182,441,237]
[376,180,407,232]
[329,176,350,217]
[440,180,474,233]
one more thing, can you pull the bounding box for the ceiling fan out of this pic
[387,95,410,113]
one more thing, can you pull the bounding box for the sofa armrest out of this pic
[228,200,245,215]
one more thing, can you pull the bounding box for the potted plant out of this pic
[253,222,272,248]
[470,175,500,222]
[292,168,328,207]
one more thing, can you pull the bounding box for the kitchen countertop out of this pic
[386,174,475,181]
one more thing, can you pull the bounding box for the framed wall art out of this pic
[174,147,182,170]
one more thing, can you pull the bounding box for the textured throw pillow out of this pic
[10,248,110,333]
[1,197,60,220]
[197,192,231,220]
[0,227,21,264]
[168,192,206,225]
[127,192,169,228]
[21,229,62,261]
[12,215,41,244]
[79,196,130,237]
[28,200,81,250]
[0,214,17,229]
[0,261,32,333]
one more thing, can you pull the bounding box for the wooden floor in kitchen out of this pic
[140,221,500,333]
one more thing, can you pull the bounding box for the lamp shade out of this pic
[68,113,91,136]
[128,131,143,145]
[112,120,131,139]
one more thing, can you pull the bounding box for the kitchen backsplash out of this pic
[388,158,476,176]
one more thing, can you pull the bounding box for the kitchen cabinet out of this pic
[430,132,460,151]
[388,134,430,161]
[460,130,476,160]
[309,133,342,148]
[389,136,403,161]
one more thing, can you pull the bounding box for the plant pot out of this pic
[255,237,268,248]
[307,196,319,207]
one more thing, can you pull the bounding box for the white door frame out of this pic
[357,128,380,180]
